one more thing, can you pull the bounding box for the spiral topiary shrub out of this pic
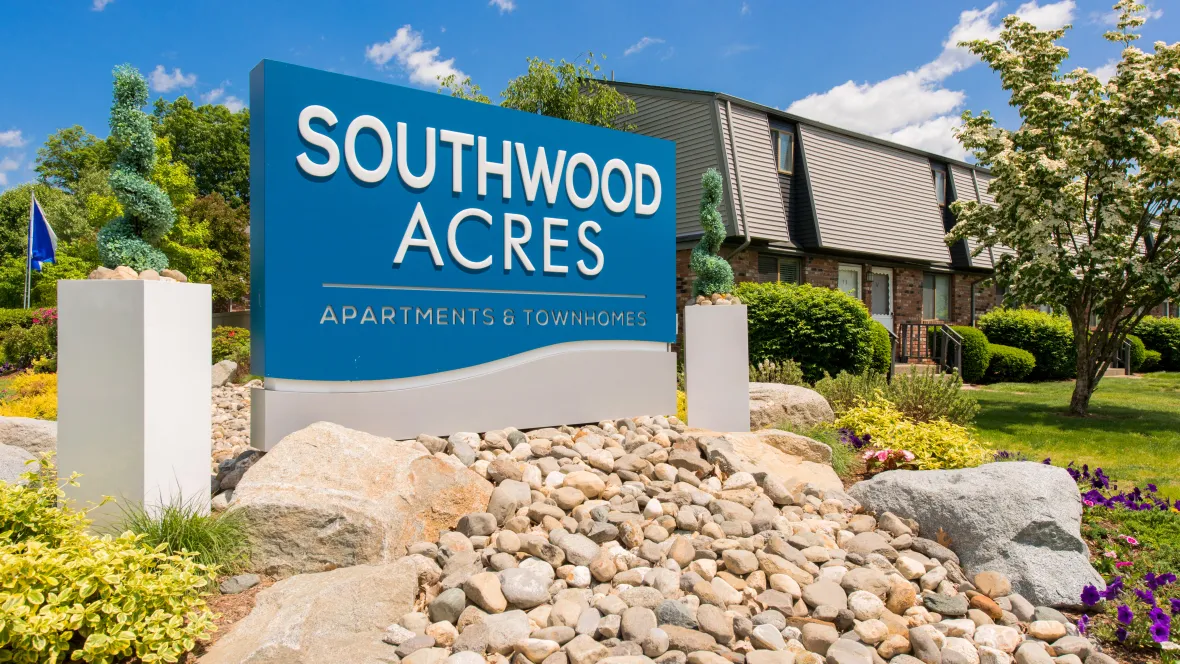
[978,309,1075,380]
[984,343,1036,383]
[689,169,734,297]
[950,325,991,384]
[736,281,875,382]
[97,65,176,271]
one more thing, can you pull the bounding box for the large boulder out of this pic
[721,431,842,494]
[849,462,1103,607]
[0,416,56,458]
[229,422,493,577]
[200,557,421,663]
[0,443,35,485]
[749,383,834,431]
[750,429,832,464]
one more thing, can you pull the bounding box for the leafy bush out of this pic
[1134,316,1180,371]
[116,494,251,571]
[835,400,992,470]
[1141,349,1162,372]
[749,358,805,385]
[1,324,54,370]
[885,371,979,426]
[1125,333,1146,373]
[212,325,250,366]
[813,371,888,416]
[676,390,686,424]
[978,309,1076,380]
[0,371,57,420]
[0,459,216,662]
[985,343,1036,383]
[0,308,36,329]
[950,325,991,383]
[869,322,892,375]
[736,281,875,382]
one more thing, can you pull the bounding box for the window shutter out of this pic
[757,254,778,283]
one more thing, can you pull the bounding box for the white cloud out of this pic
[624,37,664,56]
[92,0,114,11]
[0,156,21,187]
[201,84,246,112]
[366,25,466,87]
[1093,59,1119,83]
[148,65,197,93]
[222,96,246,113]
[787,1,1075,159]
[0,130,25,148]
[741,2,750,16]
[489,0,515,13]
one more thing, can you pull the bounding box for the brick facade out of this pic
[803,256,840,290]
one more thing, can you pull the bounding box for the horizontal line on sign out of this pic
[321,282,646,299]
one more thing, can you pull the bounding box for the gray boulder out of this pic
[0,416,56,458]
[200,558,421,663]
[228,422,493,577]
[748,383,834,431]
[212,360,238,387]
[849,462,1103,607]
[0,443,35,485]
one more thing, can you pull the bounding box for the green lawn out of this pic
[971,372,1180,497]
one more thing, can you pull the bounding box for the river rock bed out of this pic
[204,415,1115,664]
[210,380,254,472]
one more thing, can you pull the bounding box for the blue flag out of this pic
[29,196,56,272]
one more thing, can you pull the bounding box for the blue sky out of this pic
[0,0,1173,189]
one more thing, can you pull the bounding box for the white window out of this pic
[923,273,951,320]
[838,264,862,300]
[772,130,794,175]
[932,169,947,206]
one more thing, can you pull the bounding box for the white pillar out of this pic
[685,304,750,432]
[58,280,211,528]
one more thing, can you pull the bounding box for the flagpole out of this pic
[24,192,34,310]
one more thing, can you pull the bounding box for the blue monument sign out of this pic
[249,61,677,446]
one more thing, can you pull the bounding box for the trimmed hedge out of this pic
[978,309,1075,380]
[984,343,1036,383]
[1125,333,1146,373]
[870,322,892,375]
[0,309,36,329]
[950,325,991,384]
[1134,316,1180,371]
[1142,349,1162,372]
[735,281,875,383]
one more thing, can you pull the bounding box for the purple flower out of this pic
[1136,588,1157,606]
[1116,627,1128,642]
[1118,604,1134,625]
[1080,585,1101,606]
[1101,576,1125,600]
[1147,483,1158,492]
[1151,621,1171,643]
[1171,597,1180,616]
[1077,614,1090,635]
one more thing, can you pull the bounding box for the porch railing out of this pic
[896,323,963,377]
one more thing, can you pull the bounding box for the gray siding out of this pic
[717,102,790,242]
[799,125,951,264]
[949,164,993,269]
[619,93,726,237]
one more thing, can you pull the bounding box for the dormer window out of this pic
[932,167,948,206]
[772,130,794,175]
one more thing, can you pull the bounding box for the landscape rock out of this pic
[0,444,35,485]
[848,462,1104,606]
[748,383,835,431]
[228,422,493,577]
[211,360,238,387]
[0,416,57,458]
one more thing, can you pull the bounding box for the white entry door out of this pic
[870,267,893,331]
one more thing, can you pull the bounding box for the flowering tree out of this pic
[949,1,1180,415]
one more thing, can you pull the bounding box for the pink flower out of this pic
[862,450,876,460]
[876,450,890,462]
[1125,536,1139,546]
[1083,499,1094,507]
[1116,561,1133,568]
[1104,550,1118,559]
[902,451,916,461]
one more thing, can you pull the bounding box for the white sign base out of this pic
[57,280,211,527]
[685,304,750,432]
[252,342,676,449]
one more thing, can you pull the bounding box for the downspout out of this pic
[723,99,752,260]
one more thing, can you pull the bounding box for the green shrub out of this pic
[1134,316,1180,371]
[948,325,990,383]
[1142,349,1162,372]
[978,309,1075,380]
[0,308,36,329]
[1125,333,1146,373]
[885,371,979,426]
[869,322,892,375]
[116,494,251,572]
[750,358,805,385]
[835,400,992,470]
[0,459,216,662]
[736,281,875,382]
[213,325,250,366]
[812,371,888,416]
[985,343,1036,382]
[1,324,54,369]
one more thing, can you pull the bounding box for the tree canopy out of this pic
[949,0,1180,415]
[153,96,250,207]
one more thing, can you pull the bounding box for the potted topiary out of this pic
[684,168,749,432]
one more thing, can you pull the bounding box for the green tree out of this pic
[34,126,114,192]
[438,52,635,129]
[152,96,250,206]
[186,193,249,309]
[949,1,1180,415]
[0,184,90,259]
